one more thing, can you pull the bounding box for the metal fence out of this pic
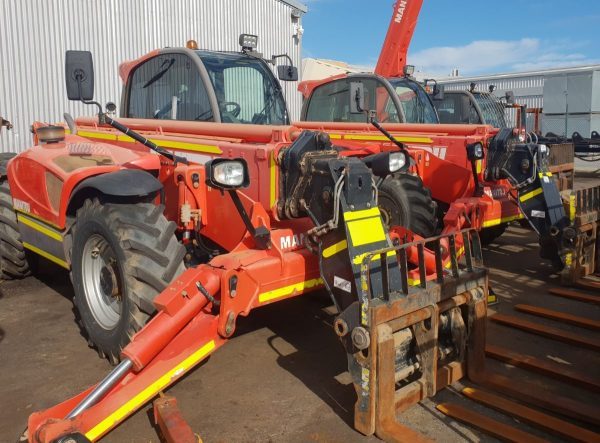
[0,0,306,153]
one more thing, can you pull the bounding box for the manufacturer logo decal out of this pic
[12,198,30,213]
[394,0,408,23]
[280,233,306,250]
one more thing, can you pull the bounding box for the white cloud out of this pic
[408,38,598,76]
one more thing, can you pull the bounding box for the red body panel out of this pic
[7,134,160,228]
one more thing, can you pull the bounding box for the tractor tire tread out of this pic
[0,166,30,280]
[379,174,437,238]
[71,199,185,364]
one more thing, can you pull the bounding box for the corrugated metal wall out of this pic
[0,0,305,152]
[437,66,600,134]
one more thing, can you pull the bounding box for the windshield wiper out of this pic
[143,58,175,89]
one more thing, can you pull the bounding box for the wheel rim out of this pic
[81,234,123,330]
[378,194,405,230]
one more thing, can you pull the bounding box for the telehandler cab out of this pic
[7,49,492,443]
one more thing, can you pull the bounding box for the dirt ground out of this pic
[0,178,598,443]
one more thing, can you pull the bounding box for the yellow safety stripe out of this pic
[258,278,323,303]
[269,151,277,208]
[343,207,381,221]
[481,213,524,228]
[569,194,576,222]
[79,130,222,155]
[538,172,553,178]
[148,138,222,154]
[17,214,63,242]
[77,130,117,141]
[22,242,69,269]
[353,250,396,265]
[15,209,62,229]
[86,340,216,441]
[519,187,543,202]
[564,253,573,266]
[476,160,482,174]
[327,133,433,144]
[322,239,348,258]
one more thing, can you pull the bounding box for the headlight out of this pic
[466,142,484,160]
[363,151,410,178]
[214,162,245,186]
[389,151,407,172]
[206,158,249,189]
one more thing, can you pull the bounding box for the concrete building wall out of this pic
[0,0,306,152]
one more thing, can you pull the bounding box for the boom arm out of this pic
[375,0,424,78]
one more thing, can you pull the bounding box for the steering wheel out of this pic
[220,101,241,118]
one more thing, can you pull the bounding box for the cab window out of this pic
[388,79,438,124]
[127,53,213,121]
[198,51,288,125]
[305,78,401,123]
[435,93,482,125]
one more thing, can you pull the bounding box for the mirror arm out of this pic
[76,79,103,117]
[271,53,294,66]
[73,71,188,165]
[104,115,188,165]
[369,116,406,152]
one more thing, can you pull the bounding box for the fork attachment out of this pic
[341,231,488,441]
[561,185,600,285]
[289,137,490,441]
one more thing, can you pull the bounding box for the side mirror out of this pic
[65,50,95,101]
[432,84,444,101]
[349,81,365,114]
[277,65,298,81]
[505,90,515,105]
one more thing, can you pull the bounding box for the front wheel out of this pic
[70,199,185,364]
[378,174,437,238]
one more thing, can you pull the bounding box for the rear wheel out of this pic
[378,174,437,238]
[70,199,185,364]
[0,154,30,280]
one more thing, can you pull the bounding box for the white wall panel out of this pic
[0,0,305,152]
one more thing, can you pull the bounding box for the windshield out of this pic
[472,93,508,129]
[197,51,289,125]
[388,78,439,124]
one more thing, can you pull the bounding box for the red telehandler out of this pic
[5,34,596,443]
[6,49,489,442]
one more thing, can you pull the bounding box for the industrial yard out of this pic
[1,215,598,442]
[0,0,598,442]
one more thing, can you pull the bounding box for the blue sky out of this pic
[301,0,600,76]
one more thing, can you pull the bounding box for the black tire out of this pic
[70,199,185,364]
[0,154,30,280]
[378,174,437,238]
[479,223,508,246]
